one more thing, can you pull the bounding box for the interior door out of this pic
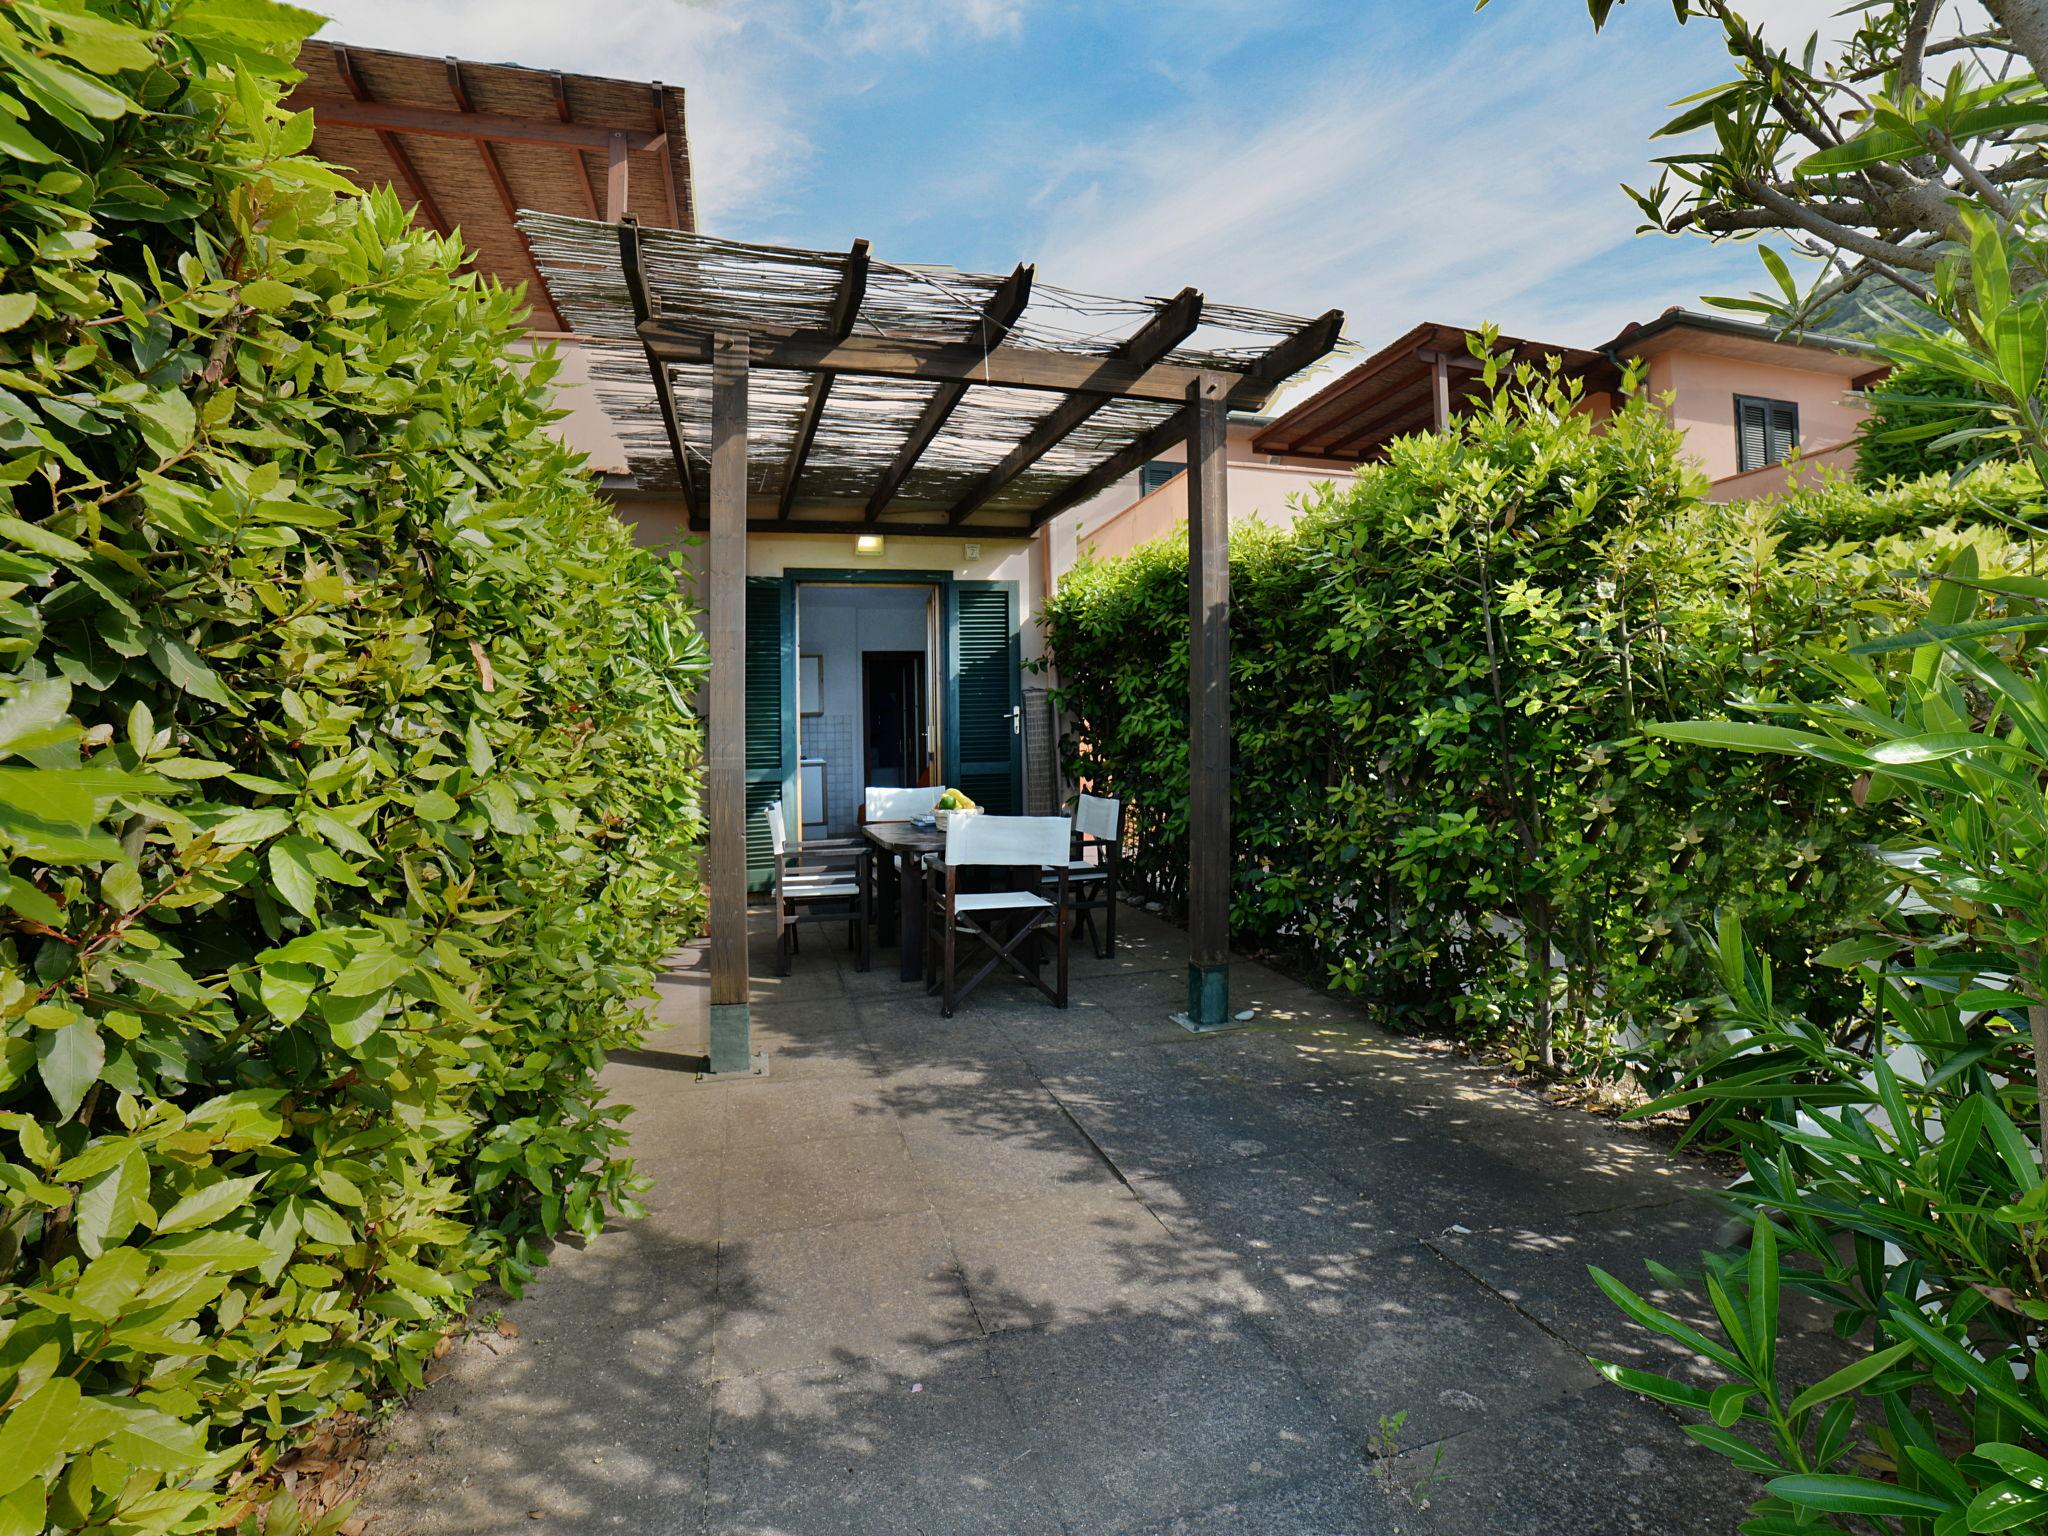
[744,576,795,889]
[946,580,1021,813]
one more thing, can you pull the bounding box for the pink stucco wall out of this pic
[1640,350,1868,484]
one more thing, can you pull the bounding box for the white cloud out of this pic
[825,0,1029,54]
[1022,9,1774,357]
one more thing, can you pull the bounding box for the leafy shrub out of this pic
[1043,357,2026,1075]
[1602,546,2048,1531]
[0,3,704,1529]
[1853,358,2001,486]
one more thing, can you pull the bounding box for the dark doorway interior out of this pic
[863,651,928,789]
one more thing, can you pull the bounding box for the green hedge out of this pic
[1044,361,2028,1073]
[0,3,704,1530]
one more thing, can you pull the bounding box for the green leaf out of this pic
[154,1174,261,1234]
[146,632,237,707]
[0,293,37,333]
[98,1401,207,1470]
[1966,1482,2048,1533]
[258,959,317,1025]
[0,1377,82,1496]
[1787,1339,1919,1419]
[1647,720,1827,754]
[1764,1473,1954,1518]
[268,834,322,918]
[74,1147,150,1257]
[0,677,73,755]
[35,1018,103,1121]
[0,510,88,561]
[331,948,411,997]
[1981,1445,2048,1493]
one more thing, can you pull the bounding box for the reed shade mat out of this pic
[517,214,1351,531]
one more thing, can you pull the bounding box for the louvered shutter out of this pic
[744,577,793,889]
[1737,396,1769,472]
[1767,400,1799,465]
[948,581,1020,813]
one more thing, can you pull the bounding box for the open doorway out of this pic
[794,582,940,836]
[862,651,928,789]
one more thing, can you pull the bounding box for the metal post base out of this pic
[1172,962,1234,1033]
[706,1002,754,1075]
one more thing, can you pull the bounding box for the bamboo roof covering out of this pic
[289,41,695,332]
[520,213,1349,535]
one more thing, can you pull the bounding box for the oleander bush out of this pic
[0,2,705,1530]
[1042,350,2028,1076]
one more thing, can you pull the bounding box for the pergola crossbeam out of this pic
[334,47,448,237]
[301,95,664,153]
[1026,409,1191,531]
[865,262,1033,523]
[945,287,1203,524]
[619,217,697,515]
[1228,309,1346,408]
[447,57,567,332]
[778,239,873,517]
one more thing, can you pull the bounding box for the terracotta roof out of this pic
[289,40,695,331]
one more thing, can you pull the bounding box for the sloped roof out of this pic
[289,40,694,330]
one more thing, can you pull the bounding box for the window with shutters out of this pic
[1139,460,1185,496]
[1735,395,1800,472]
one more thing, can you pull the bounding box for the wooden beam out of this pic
[778,239,873,517]
[332,48,448,237]
[1027,408,1190,530]
[606,131,630,222]
[1312,375,1436,458]
[1184,371,1232,1026]
[302,95,664,153]
[945,287,1203,524]
[447,57,567,332]
[1225,308,1345,410]
[619,217,696,517]
[653,85,681,227]
[551,71,600,219]
[706,330,751,1059]
[689,514,1034,539]
[639,319,1222,404]
[1430,352,1452,432]
[863,262,1034,523]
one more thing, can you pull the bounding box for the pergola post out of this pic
[1180,373,1233,1030]
[706,330,752,1072]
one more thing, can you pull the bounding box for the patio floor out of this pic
[358,905,1837,1535]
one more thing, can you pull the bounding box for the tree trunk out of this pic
[2031,994,2048,1172]
[1984,0,2048,81]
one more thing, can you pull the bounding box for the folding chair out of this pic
[1045,792,1121,959]
[767,801,871,976]
[923,814,1072,1018]
[863,785,944,824]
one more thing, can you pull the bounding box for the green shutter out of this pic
[745,577,791,889]
[949,581,1020,813]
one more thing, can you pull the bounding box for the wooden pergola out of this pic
[522,213,1345,1061]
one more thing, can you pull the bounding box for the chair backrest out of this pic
[766,800,788,858]
[1074,792,1121,843]
[865,785,944,823]
[945,814,1070,868]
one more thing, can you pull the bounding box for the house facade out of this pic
[1051,310,1887,574]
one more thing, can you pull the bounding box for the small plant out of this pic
[1368,1409,1447,1511]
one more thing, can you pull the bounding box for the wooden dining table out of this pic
[862,820,945,982]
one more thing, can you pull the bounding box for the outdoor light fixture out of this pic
[854,534,885,557]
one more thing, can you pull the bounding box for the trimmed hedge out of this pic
[1043,360,2029,1073]
[0,3,704,1530]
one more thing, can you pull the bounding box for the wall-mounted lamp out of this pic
[854,534,885,558]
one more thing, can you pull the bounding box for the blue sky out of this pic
[311,0,1840,377]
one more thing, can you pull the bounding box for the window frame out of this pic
[1734,393,1800,473]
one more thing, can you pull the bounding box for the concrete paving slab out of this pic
[707,1341,1065,1536]
[1390,1381,1765,1535]
[943,1184,1264,1334]
[713,1210,978,1380]
[897,1092,1123,1210]
[987,1312,1349,1534]
[1131,1152,1391,1270]
[1244,1239,1601,1453]
[1038,1050,1316,1175]
[715,1131,928,1239]
[717,1078,900,1149]
[1112,1465,1407,1536]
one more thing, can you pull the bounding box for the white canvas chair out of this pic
[863,785,944,823]
[1044,793,1121,958]
[767,801,870,975]
[923,814,1072,1017]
